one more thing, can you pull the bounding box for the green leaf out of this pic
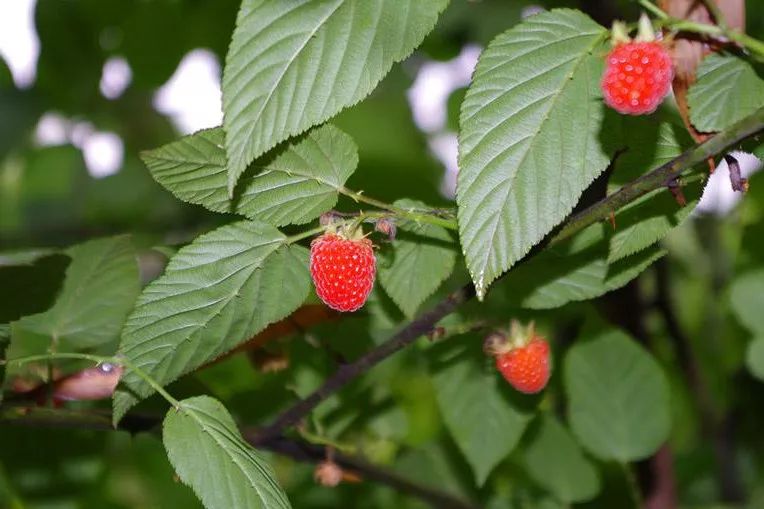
[144,124,359,227]
[431,337,532,485]
[746,337,764,381]
[13,236,139,350]
[163,396,291,509]
[607,181,701,263]
[609,118,694,189]
[605,118,700,261]
[565,329,671,462]
[457,9,609,298]
[113,221,310,423]
[0,253,70,323]
[730,269,764,333]
[223,0,449,192]
[687,53,764,132]
[378,200,457,317]
[0,324,9,404]
[523,414,601,503]
[499,225,665,309]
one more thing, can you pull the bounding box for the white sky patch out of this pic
[81,131,124,178]
[407,44,480,199]
[33,113,124,178]
[429,133,459,199]
[407,44,481,133]
[34,112,70,146]
[153,49,223,134]
[0,0,39,88]
[694,151,763,216]
[99,56,132,99]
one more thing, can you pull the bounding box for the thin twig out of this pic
[254,434,478,509]
[253,286,475,442]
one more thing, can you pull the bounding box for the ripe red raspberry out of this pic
[496,338,550,394]
[484,321,551,394]
[310,232,375,312]
[601,41,673,115]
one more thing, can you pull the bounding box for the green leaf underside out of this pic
[457,9,609,299]
[565,329,671,462]
[378,199,457,317]
[523,414,601,503]
[606,119,697,261]
[222,0,449,192]
[607,181,701,263]
[747,337,764,381]
[113,221,310,423]
[163,396,291,509]
[13,236,139,349]
[730,270,764,333]
[688,53,764,133]
[144,124,358,227]
[432,338,531,486]
[500,224,665,310]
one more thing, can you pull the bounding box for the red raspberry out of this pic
[485,321,550,394]
[601,41,673,115]
[496,338,550,394]
[310,233,375,312]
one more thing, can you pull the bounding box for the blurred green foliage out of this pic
[1,1,764,508]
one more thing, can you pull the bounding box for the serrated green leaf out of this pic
[499,224,665,309]
[688,53,764,132]
[565,329,671,462]
[223,0,449,192]
[431,337,532,486]
[523,414,601,503]
[457,9,609,298]
[13,236,139,350]
[144,124,358,227]
[163,396,291,509]
[746,337,764,381]
[113,221,310,423]
[730,270,764,333]
[378,200,457,317]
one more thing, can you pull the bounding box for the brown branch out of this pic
[254,107,764,444]
[252,434,477,509]
[0,405,476,509]
[253,286,474,442]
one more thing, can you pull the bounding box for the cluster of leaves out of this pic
[2,1,764,508]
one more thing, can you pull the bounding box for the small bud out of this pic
[374,217,397,241]
[314,460,343,487]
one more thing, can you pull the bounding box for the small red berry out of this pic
[601,41,673,115]
[310,232,376,312]
[496,338,550,394]
[486,321,550,394]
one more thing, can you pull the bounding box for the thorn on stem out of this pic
[724,154,748,193]
[608,211,617,230]
[426,327,446,342]
[667,177,687,207]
